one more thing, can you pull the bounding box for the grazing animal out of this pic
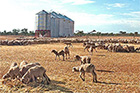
[21,65,50,84]
[136,47,140,51]
[74,55,91,64]
[20,62,40,77]
[64,46,70,59]
[51,50,65,60]
[64,42,73,47]
[2,65,22,79]
[19,60,28,69]
[72,63,97,83]
[10,62,18,68]
[83,42,97,52]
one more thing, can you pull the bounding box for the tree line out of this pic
[74,30,140,36]
[0,28,35,36]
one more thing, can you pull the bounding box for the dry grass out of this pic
[0,36,140,92]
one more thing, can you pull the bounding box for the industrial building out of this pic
[35,10,74,37]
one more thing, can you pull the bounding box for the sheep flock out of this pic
[0,36,140,92]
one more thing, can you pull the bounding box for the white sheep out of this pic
[72,63,97,83]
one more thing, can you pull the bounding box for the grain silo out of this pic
[35,10,74,37]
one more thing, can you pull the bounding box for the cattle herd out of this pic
[1,37,140,87]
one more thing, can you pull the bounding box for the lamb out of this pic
[74,55,91,64]
[51,50,65,61]
[64,42,73,47]
[21,65,50,84]
[72,63,97,83]
[19,60,28,69]
[2,65,21,79]
[20,62,40,77]
[64,46,70,59]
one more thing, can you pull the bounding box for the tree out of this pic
[3,30,7,35]
[119,31,126,34]
[21,28,28,35]
[75,30,84,36]
[29,31,35,36]
[134,32,138,36]
[12,29,19,35]
[96,32,101,38]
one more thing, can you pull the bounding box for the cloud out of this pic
[122,11,140,18]
[106,3,126,8]
[62,11,140,32]
[62,12,114,26]
[61,0,95,5]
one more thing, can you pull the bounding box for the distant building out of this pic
[35,10,74,37]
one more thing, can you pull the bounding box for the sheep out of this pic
[88,45,97,55]
[19,60,28,69]
[2,65,22,79]
[64,46,70,59]
[64,42,73,47]
[72,63,97,83]
[51,50,65,61]
[21,65,50,84]
[136,47,140,51]
[83,42,95,47]
[10,62,18,68]
[20,62,40,77]
[74,55,91,64]
[58,50,65,61]
[84,44,97,53]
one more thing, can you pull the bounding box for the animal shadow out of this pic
[96,81,121,85]
[96,55,106,57]
[28,80,73,93]
[96,70,114,73]
[46,80,73,93]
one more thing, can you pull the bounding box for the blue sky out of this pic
[0,0,140,33]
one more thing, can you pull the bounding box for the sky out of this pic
[0,0,140,33]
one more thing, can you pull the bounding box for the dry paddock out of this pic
[0,43,140,92]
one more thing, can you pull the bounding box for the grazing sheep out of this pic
[51,50,65,60]
[10,62,18,68]
[136,47,140,51]
[21,65,50,84]
[19,60,28,69]
[74,55,91,64]
[64,42,73,47]
[72,63,97,83]
[64,46,70,59]
[84,44,97,53]
[2,65,21,79]
[20,62,40,77]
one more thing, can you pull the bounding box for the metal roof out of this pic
[36,10,48,15]
[36,10,74,22]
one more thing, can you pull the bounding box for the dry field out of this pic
[0,36,140,92]
[0,43,140,92]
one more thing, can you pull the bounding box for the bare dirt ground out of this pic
[0,35,33,40]
[0,36,140,92]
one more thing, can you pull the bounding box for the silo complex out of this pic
[35,10,74,37]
